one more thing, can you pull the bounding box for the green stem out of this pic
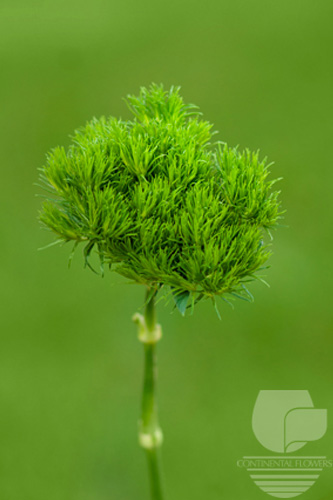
[146,448,164,500]
[133,287,165,500]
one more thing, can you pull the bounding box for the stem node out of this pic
[139,427,164,450]
[132,312,162,344]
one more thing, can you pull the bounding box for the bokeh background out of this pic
[1,1,332,499]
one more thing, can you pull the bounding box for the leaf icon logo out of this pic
[244,391,329,498]
[252,390,327,454]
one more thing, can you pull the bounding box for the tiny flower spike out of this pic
[38,84,283,499]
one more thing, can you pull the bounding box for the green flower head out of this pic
[38,84,283,315]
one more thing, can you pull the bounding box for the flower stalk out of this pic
[133,287,164,500]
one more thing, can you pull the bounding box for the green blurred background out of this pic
[0,1,332,499]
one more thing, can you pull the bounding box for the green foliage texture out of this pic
[38,84,282,311]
